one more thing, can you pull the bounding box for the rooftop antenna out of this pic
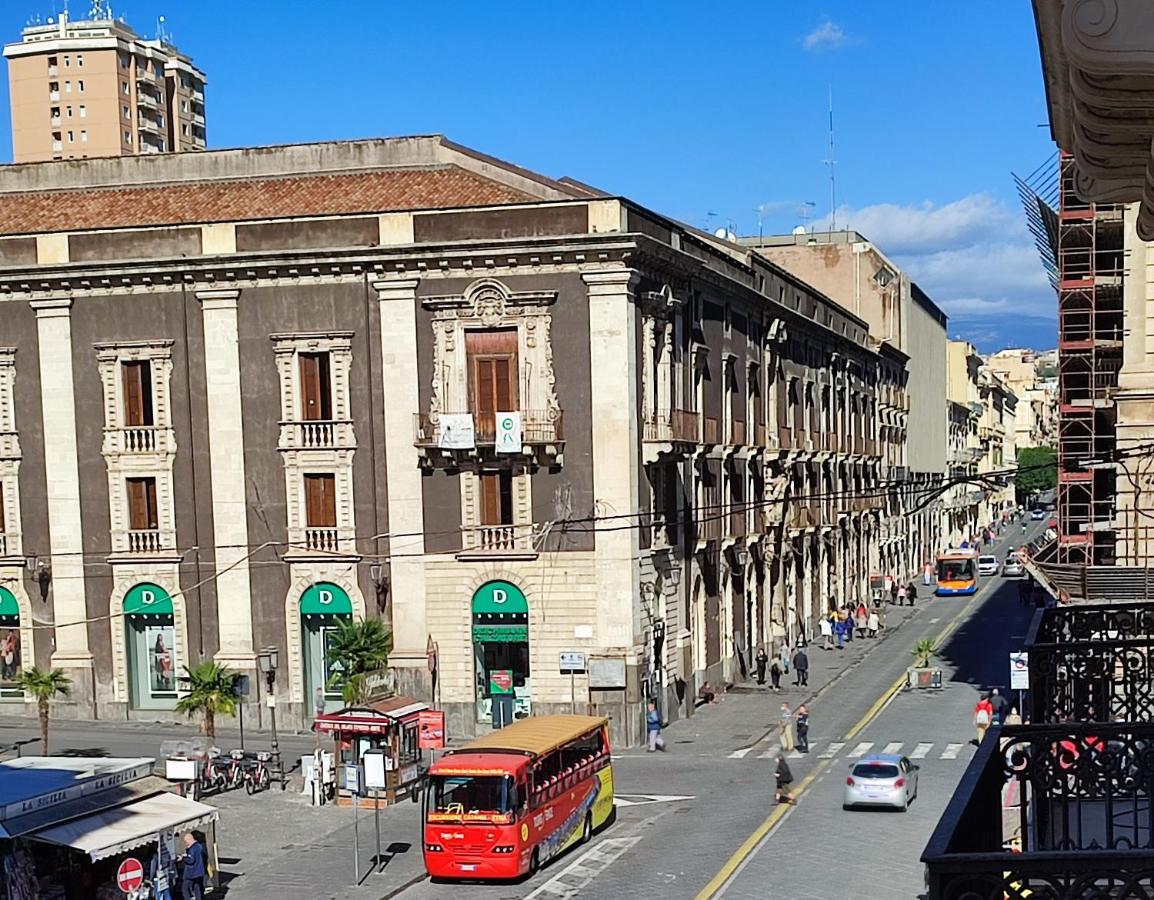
[90,0,111,19]
[824,85,837,233]
[797,200,816,234]
[156,14,168,43]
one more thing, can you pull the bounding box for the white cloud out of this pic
[803,19,849,51]
[822,193,1056,346]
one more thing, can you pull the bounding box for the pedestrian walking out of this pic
[646,701,666,752]
[774,754,796,805]
[907,581,918,606]
[819,615,834,651]
[769,655,782,692]
[854,602,868,639]
[923,561,933,586]
[974,693,994,745]
[777,643,791,682]
[755,646,768,686]
[897,583,907,606]
[989,688,1008,724]
[835,614,846,650]
[795,704,810,753]
[178,832,207,900]
[792,647,809,686]
[844,608,854,644]
[867,608,880,638]
[1005,707,1023,726]
[778,702,795,752]
[890,580,899,606]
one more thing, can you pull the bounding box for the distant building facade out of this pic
[4,8,205,163]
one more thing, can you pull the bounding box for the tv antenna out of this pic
[90,0,111,20]
[797,200,817,234]
[824,86,837,233]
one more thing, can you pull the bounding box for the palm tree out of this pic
[17,667,71,754]
[912,639,937,668]
[325,617,391,705]
[175,661,239,740]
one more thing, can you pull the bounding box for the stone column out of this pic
[373,278,428,669]
[31,298,93,710]
[196,290,255,668]
[584,270,642,655]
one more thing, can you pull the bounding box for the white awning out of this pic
[26,791,218,861]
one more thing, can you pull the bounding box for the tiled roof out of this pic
[0,165,538,236]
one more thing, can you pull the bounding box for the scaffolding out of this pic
[1056,153,1123,565]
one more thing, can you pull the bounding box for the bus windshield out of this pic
[937,558,974,581]
[429,774,518,817]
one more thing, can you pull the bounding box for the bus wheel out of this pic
[529,847,541,876]
[581,812,593,844]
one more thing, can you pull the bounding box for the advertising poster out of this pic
[146,624,176,696]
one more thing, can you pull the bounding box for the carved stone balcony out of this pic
[103,426,173,456]
[414,410,563,466]
[458,523,537,560]
[642,408,698,463]
[285,526,359,560]
[278,419,355,451]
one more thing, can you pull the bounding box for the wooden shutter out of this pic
[299,353,332,421]
[127,477,158,530]
[122,361,153,427]
[479,471,514,526]
[305,474,337,527]
[466,330,519,435]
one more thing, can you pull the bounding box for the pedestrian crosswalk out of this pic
[728,739,972,762]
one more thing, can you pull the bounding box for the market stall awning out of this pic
[314,694,428,735]
[25,791,218,861]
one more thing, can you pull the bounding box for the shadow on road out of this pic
[52,747,112,758]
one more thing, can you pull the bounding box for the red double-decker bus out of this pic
[422,714,614,880]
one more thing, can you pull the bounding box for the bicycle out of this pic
[200,748,229,795]
[244,751,273,795]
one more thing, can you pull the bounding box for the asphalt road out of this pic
[395,525,1041,900]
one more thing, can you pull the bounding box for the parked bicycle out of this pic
[244,751,273,794]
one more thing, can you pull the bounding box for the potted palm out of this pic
[17,666,71,754]
[325,617,391,705]
[907,639,943,690]
[175,660,239,740]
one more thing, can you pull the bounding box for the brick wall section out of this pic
[0,165,538,235]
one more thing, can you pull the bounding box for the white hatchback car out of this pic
[843,755,919,811]
[977,555,999,576]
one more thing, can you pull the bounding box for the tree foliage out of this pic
[1016,446,1058,495]
[325,617,392,705]
[175,661,239,740]
[17,666,71,754]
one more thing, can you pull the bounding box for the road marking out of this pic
[941,743,964,760]
[698,568,1000,899]
[817,742,845,759]
[613,794,694,807]
[882,742,904,755]
[786,749,804,759]
[911,742,933,759]
[728,747,752,759]
[525,836,642,899]
[847,742,874,758]
[929,617,941,624]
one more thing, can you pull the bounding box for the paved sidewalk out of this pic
[631,598,927,758]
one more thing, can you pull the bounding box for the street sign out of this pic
[363,749,387,790]
[1010,652,1030,690]
[418,709,446,749]
[559,651,587,674]
[343,762,361,795]
[116,857,144,894]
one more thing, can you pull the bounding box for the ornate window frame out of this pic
[458,466,536,558]
[270,331,356,449]
[95,341,178,560]
[107,565,188,707]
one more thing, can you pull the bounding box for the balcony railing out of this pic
[923,722,1154,899]
[279,420,355,450]
[302,527,340,554]
[104,426,168,454]
[414,410,563,449]
[462,523,535,554]
[126,529,164,554]
[729,419,747,446]
[642,408,698,444]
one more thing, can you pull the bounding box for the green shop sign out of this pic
[124,583,173,616]
[300,582,353,616]
[472,624,529,643]
[0,587,18,618]
[471,581,528,616]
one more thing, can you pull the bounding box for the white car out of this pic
[1003,555,1025,577]
[977,555,999,576]
[843,755,919,811]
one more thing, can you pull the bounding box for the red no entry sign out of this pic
[116,857,144,893]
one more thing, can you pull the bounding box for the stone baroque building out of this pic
[0,137,917,744]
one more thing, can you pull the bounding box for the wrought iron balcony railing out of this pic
[642,408,699,444]
[924,722,1154,900]
[414,410,563,449]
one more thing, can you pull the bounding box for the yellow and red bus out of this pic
[422,714,614,880]
[935,549,978,596]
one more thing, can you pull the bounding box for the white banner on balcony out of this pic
[495,412,522,454]
[439,413,475,450]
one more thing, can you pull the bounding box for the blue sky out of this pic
[0,1,1056,351]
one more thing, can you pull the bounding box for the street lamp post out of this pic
[257,646,284,789]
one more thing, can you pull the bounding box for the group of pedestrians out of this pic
[818,603,881,650]
[755,644,809,689]
[973,688,1023,744]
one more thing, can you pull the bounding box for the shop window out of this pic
[298,352,333,421]
[300,582,352,705]
[471,580,530,725]
[124,583,176,709]
[0,587,22,698]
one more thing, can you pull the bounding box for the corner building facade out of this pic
[0,138,913,745]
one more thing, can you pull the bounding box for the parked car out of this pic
[1031,508,1046,520]
[1003,554,1025,577]
[977,555,999,576]
[843,755,919,811]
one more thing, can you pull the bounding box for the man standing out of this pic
[792,647,809,687]
[178,832,206,900]
[988,688,1008,724]
[778,703,795,753]
[755,646,769,686]
[819,615,834,651]
[646,701,666,752]
[795,704,810,753]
